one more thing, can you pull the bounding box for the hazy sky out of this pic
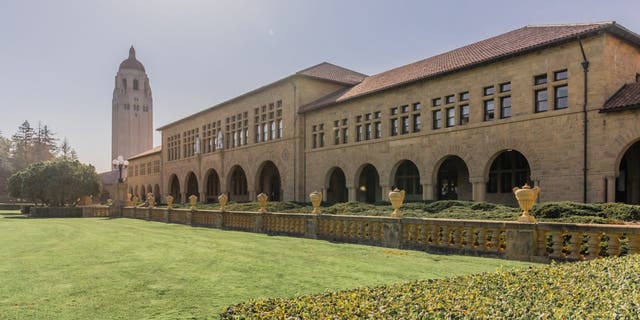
[1,0,639,172]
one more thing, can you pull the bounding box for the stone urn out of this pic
[257,193,268,213]
[147,193,155,208]
[106,198,113,206]
[166,195,174,209]
[126,193,133,206]
[309,191,322,214]
[132,196,140,206]
[389,188,406,218]
[188,194,198,210]
[513,184,540,223]
[218,193,228,212]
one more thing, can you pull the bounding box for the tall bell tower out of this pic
[111,46,153,161]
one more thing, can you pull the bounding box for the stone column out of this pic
[347,186,357,202]
[470,177,486,202]
[606,175,616,203]
[380,184,391,202]
[248,189,256,202]
[422,183,434,201]
[181,192,187,204]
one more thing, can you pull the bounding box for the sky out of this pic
[1,0,639,172]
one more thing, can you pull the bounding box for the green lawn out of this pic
[0,210,20,215]
[0,217,534,319]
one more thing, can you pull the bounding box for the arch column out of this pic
[248,189,256,201]
[605,175,616,203]
[347,184,356,202]
[181,191,187,204]
[470,177,486,202]
[380,184,391,201]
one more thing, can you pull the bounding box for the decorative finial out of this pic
[129,46,135,58]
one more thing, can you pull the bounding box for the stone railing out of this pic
[81,205,111,218]
[82,206,640,263]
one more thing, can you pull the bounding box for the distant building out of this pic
[126,22,640,205]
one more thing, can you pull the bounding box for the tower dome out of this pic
[119,46,146,72]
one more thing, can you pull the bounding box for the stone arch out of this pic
[185,172,199,201]
[255,161,282,201]
[168,174,181,203]
[147,184,152,196]
[433,155,472,200]
[484,149,531,205]
[615,139,640,204]
[134,185,139,198]
[141,185,146,200]
[227,165,249,202]
[204,168,221,203]
[154,184,161,202]
[355,163,381,203]
[390,159,422,201]
[325,167,348,203]
[478,139,540,181]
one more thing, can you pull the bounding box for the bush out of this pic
[20,205,33,214]
[221,254,640,319]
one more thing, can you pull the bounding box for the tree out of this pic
[11,120,35,171]
[58,137,78,160]
[7,158,100,206]
[0,133,13,196]
[33,122,57,162]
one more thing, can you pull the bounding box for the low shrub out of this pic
[221,254,640,319]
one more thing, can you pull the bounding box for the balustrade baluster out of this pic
[628,233,640,255]
[476,228,487,251]
[464,227,474,249]
[567,232,583,260]
[549,232,565,259]
[608,233,621,257]
[587,232,601,260]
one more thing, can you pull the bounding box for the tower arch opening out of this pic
[435,156,471,200]
[256,161,281,201]
[616,140,640,204]
[356,164,381,203]
[393,160,422,201]
[326,167,348,203]
[228,166,248,202]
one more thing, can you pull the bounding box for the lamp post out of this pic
[112,155,129,183]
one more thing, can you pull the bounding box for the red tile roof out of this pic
[601,82,640,112]
[296,62,367,85]
[301,22,639,113]
[128,146,162,160]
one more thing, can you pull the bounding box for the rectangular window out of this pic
[269,121,275,140]
[390,107,398,115]
[483,86,495,96]
[401,116,409,134]
[412,102,422,111]
[334,129,340,145]
[255,125,260,142]
[277,120,283,138]
[446,107,455,127]
[262,124,268,141]
[445,95,455,104]
[365,113,371,121]
[365,123,372,140]
[500,82,511,92]
[412,114,421,132]
[401,105,409,113]
[356,125,363,141]
[459,105,470,125]
[483,100,495,121]
[534,74,547,85]
[554,69,568,81]
[356,115,362,123]
[342,127,348,143]
[459,91,470,101]
[535,89,548,112]
[374,122,381,138]
[500,96,512,118]
[554,85,568,109]
[319,132,324,147]
[432,98,442,107]
[312,134,317,149]
[432,110,442,129]
[390,118,399,136]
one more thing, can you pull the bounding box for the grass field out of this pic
[0,217,534,319]
[0,210,20,215]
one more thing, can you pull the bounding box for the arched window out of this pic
[122,78,127,89]
[487,150,531,194]
[133,79,139,90]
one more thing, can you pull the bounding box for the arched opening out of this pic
[257,161,281,201]
[129,187,133,197]
[326,167,348,203]
[134,186,139,198]
[186,172,199,201]
[357,164,381,203]
[141,185,146,201]
[205,169,221,203]
[393,160,422,201]
[228,166,248,202]
[616,141,640,204]
[486,150,531,205]
[133,79,139,90]
[154,184,161,202]
[436,156,472,200]
[169,174,181,203]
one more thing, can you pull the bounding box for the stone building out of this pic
[126,22,640,206]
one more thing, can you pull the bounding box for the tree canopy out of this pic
[7,158,100,206]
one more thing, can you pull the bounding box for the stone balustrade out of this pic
[81,205,640,263]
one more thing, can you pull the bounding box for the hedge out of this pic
[221,254,640,319]
[29,207,83,218]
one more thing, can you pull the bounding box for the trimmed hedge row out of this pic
[221,254,640,319]
[29,207,82,218]
[166,200,640,224]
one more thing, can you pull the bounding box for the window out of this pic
[483,100,495,121]
[356,125,363,141]
[226,112,248,148]
[500,82,511,92]
[334,128,340,145]
[390,107,398,115]
[483,86,495,96]
[122,78,127,89]
[333,118,349,144]
[390,118,399,136]
[374,122,381,138]
[182,128,199,158]
[446,108,455,127]
[554,69,568,81]
[535,89,548,112]
[554,85,568,109]
[413,102,421,111]
[401,116,409,134]
[124,104,130,110]
[167,134,181,161]
[459,105,470,125]
[636,73,640,82]
[255,99,283,143]
[401,105,409,113]
[500,96,511,118]
[432,98,442,107]
[534,74,547,85]
[277,119,283,138]
[133,79,139,90]
[311,124,324,149]
[342,127,349,143]
[365,123,372,140]
[459,91,470,101]
[445,95,455,104]
[142,106,148,112]
[318,132,324,147]
[432,110,442,129]
[412,114,421,132]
